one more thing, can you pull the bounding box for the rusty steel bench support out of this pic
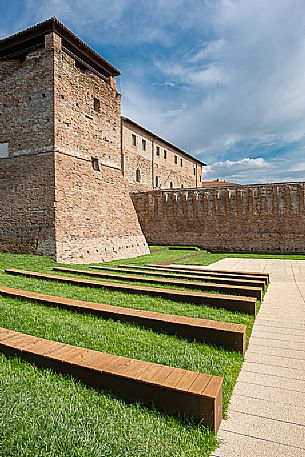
[5,269,257,315]
[91,265,266,289]
[0,285,246,353]
[53,266,263,300]
[0,328,223,432]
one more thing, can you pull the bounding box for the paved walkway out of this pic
[178,258,305,457]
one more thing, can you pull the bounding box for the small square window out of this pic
[0,143,9,159]
[142,139,146,151]
[91,157,100,171]
[164,149,167,159]
[156,146,160,156]
[174,155,177,164]
[132,134,137,146]
[93,97,100,112]
[180,158,183,167]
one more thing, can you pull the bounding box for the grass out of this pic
[0,248,261,457]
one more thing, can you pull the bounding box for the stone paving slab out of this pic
[187,258,305,457]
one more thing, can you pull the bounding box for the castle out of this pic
[2,18,305,261]
[0,18,204,263]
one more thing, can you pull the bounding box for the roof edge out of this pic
[122,116,206,166]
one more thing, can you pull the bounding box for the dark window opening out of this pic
[136,168,141,182]
[142,139,146,151]
[156,146,160,156]
[180,158,183,167]
[200,176,202,182]
[194,167,196,175]
[170,181,173,189]
[94,97,101,112]
[164,149,167,159]
[132,134,137,146]
[174,155,177,164]
[91,157,100,171]
[155,176,160,187]
[181,183,184,188]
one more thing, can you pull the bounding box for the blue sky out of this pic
[1,0,305,183]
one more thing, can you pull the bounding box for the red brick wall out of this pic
[132,183,305,253]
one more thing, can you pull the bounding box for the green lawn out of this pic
[0,249,262,457]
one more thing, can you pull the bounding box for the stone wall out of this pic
[132,182,305,253]
[52,35,149,263]
[122,119,203,191]
[0,152,56,256]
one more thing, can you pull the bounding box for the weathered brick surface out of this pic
[0,29,149,263]
[122,119,203,191]
[132,183,305,253]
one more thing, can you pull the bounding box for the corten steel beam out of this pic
[5,269,257,315]
[53,266,262,300]
[0,285,246,353]
[146,264,269,284]
[0,327,223,432]
[91,265,266,289]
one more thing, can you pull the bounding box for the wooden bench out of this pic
[5,269,257,315]
[0,285,246,353]
[53,267,262,300]
[146,264,269,284]
[91,265,266,289]
[0,327,223,432]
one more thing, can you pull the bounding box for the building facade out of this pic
[122,117,205,191]
[0,18,150,263]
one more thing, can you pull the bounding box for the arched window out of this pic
[136,168,141,183]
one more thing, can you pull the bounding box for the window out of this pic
[155,176,160,187]
[0,143,8,159]
[93,97,100,112]
[194,167,196,176]
[164,149,167,159]
[131,134,137,146]
[156,146,160,156]
[170,181,173,189]
[136,168,141,183]
[91,157,100,171]
[181,183,184,189]
[200,176,202,182]
[142,139,146,151]
[180,158,183,167]
[174,155,177,164]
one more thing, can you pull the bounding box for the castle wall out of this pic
[122,120,203,191]
[132,182,305,253]
[0,40,56,256]
[52,37,149,263]
[54,153,149,263]
[0,152,56,256]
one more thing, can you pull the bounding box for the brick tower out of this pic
[0,18,149,263]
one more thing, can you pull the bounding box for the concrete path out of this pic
[177,258,305,457]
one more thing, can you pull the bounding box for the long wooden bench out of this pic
[53,267,262,300]
[5,269,257,315]
[0,327,223,432]
[91,265,266,289]
[0,285,246,353]
[146,264,269,284]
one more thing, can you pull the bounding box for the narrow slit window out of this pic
[132,134,137,146]
[194,167,196,175]
[164,149,167,159]
[91,157,100,171]
[156,146,160,156]
[180,158,183,167]
[94,97,101,112]
[170,181,173,189]
[174,155,177,164]
[136,168,141,183]
[142,139,146,151]
[155,176,160,187]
